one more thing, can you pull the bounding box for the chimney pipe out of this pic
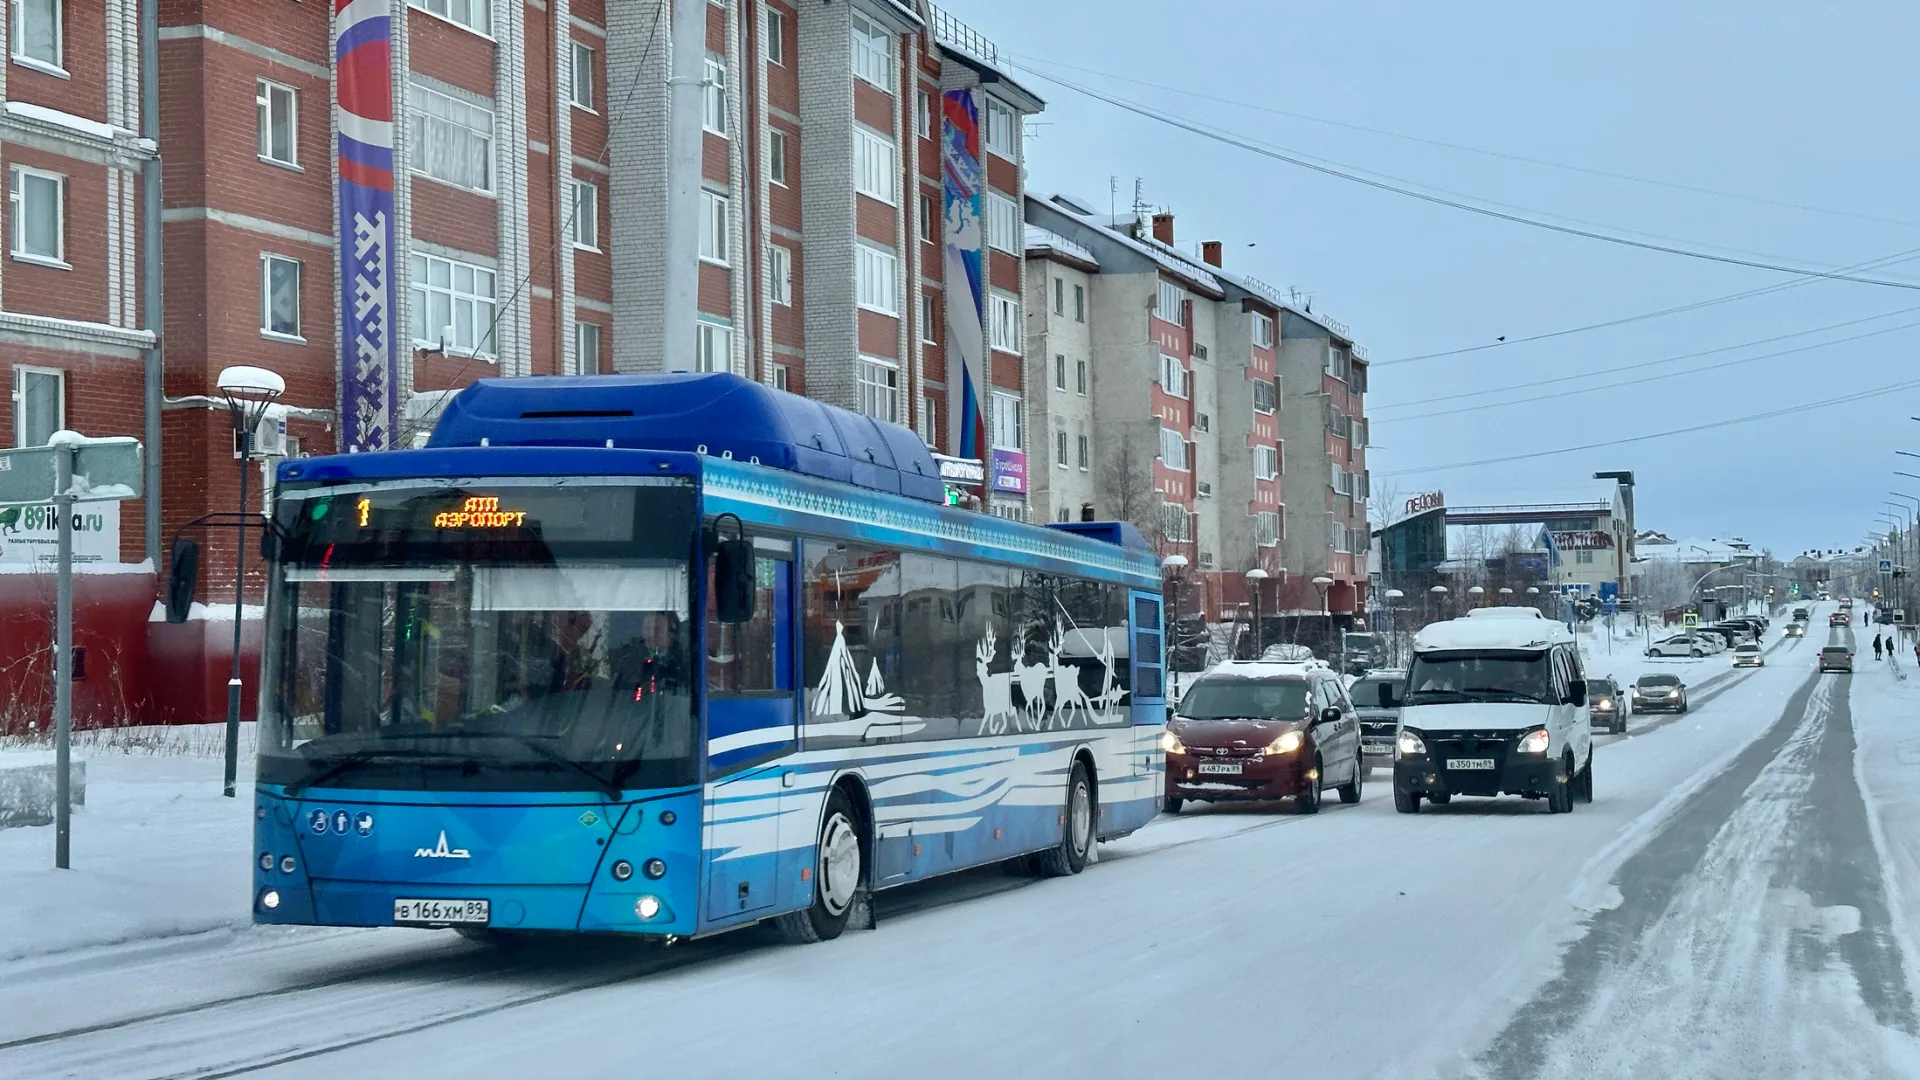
[1201,240,1222,267]
[1152,213,1174,246]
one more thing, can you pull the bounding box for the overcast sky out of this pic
[962,0,1920,557]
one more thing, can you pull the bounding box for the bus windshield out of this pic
[258,479,699,794]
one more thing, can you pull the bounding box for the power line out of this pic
[1015,66,1920,292]
[1371,304,1920,413]
[1010,54,1920,230]
[1376,378,1920,478]
[1377,317,1920,422]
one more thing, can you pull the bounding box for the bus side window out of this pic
[708,556,779,695]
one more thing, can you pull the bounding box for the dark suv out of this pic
[1349,669,1406,772]
[1163,662,1364,815]
[1588,677,1626,733]
[1819,646,1854,673]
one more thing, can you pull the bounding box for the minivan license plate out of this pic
[1196,762,1242,775]
[393,898,489,925]
[1446,758,1496,771]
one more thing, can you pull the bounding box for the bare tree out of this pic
[1097,428,1167,549]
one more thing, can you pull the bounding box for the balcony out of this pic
[931,6,1000,65]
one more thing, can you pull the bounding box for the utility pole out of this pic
[660,0,707,373]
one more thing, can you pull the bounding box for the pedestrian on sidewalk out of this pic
[1874,635,1884,661]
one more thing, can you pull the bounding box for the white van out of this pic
[1391,607,1594,814]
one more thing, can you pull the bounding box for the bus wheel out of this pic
[775,788,863,944]
[1036,760,1094,877]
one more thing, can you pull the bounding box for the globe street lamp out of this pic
[1467,584,1486,608]
[1246,568,1270,659]
[1429,584,1449,626]
[216,365,285,799]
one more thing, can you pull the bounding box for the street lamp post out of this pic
[216,366,285,799]
[1467,584,1486,608]
[1429,584,1449,626]
[1246,568,1270,659]
[1311,575,1333,666]
[1383,588,1406,667]
[1163,554,1188,686]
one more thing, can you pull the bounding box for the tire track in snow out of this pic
[1476,670,1920,1079]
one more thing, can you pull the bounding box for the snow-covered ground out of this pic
[2,605,1917,1078]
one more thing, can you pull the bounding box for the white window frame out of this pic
[11,364,63,448]
[700,190,730,266]
[1156,279,1186,326]
[918,391,938,446]
[916,88,931,139]
[857,356,901,423]
[568,179,598,251]
[919,192,933,241]
[850,14,894,94]
[1252,378,1277,415]
[856,242,899,316]
[773,364,790,392]
[1254,445,1279,480]
[854,127,896,204]
[1055,428,1069,468]
[1252,311,1275,348]
[1160,355,1188,400]
[409,0,492,37]
[768,243,792,307]
[991,391,1022,451]
[8,164,63,267]
[986,192,1018,254]
[408,81,494,194]
[1076,433,1090,471]
[919,292,937,342]
[989,292,1021,353]
[1054,353,1066,390]
[1160,427,1188,471]
[1256,511,1280,548]
[765,7,786,66]
[409,252,498,358]
[256,78,299,168]
[1076,358,1087,395]
[574,318,601,376]
[1162,503,1192,543]
[696,319,733,373]
[259,253,303,341]
[570,41,596,111]
[703,52,729,136]
[1074,283,1085,323]
[10,0,62,74]
[768,127,788,186]
[1053,277,1064,315]
[985,97,1016,160]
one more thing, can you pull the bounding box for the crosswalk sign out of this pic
[1683,613,1699,629]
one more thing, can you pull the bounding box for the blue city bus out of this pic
[251,373,1167,942]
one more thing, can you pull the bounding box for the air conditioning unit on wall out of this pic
[235,412,287,459]
[1196,481,1212,498]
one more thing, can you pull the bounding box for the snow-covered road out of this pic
[3,609,1918,1079]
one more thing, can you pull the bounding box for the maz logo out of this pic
[414,831,471,859]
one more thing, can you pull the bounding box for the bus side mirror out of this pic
[164,538,199,624]
[714,537,756,624]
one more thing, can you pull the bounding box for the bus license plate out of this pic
[1196,762,1242,775]
[1446,758,1496,771]
[393,898,490,925]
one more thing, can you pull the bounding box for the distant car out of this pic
[1793,607,1810,621]
[1784,623,1805,638]
[1163,660,1364,815]
[1731,643,1764,668]
[1632,673,1689,713]
[1831,612,1851,627]
[1696,634,1726,655]
[1648,635,1706,658]
[1349,669,1406,773]
[1841,598,1855,610]
[1819,646,1854,673]
[1588,676,1627,734]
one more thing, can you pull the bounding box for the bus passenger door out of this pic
[1129,590,1167,785]
[704,553,796,924]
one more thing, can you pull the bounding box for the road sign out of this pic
[1683,613,1700,629]
[1882,559,1894,573]
[0,434,143,871]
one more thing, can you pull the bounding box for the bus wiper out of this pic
[408,731,623,801]
[284,747,457,797]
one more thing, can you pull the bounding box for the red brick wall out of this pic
[8,0,108,120]
[2,148,111,325]
[857,310,899,360]
[407,9,495,98]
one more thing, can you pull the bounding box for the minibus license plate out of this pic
[1446,758,1496,771]
[393,899,490,925]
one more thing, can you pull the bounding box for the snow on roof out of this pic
[4,101,129,144]
[1040,196,1224,297]
[1201,656,1331,679]
[1414,609,1571,652]
[1023,225,1098,268]
[1639,536,1758,563]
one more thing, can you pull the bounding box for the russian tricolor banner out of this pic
[335,0,397,451]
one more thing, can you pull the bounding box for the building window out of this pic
[1252,311,1275,348]
[701,190,730,264]
[8,165,62,266]
[1052,277,1064,315]
[256,79,298,167]
[574,319,601,376]
[989,293,1021,353]
[409,0,490,36]
[986,192,1018,254]
[1055,429,1068,468]
[858,357,900,422]
[920,293,937,342]
[856,242,899,315]
[765,7,785,65]
[1054,353,1066,390]
[1076,359,1087,395]
[568,179,598,250]
[768,244,792,306]
[408,82,493,193]
[991,391,1022,450]
[854,127,897,203]
[1252,379,1277,414]
[696,320,732,372]
[12,364,62,447]
[1576,548,1596,565]
[1156,279,1186,326]
[1256,511,1280,548]
[1074,283,1085,323]
[570,41,595,110]
[260,254,302,340]
[1162,503,1192,542]
[919,193,933,241]
[409,253,497,357]
[985,98,1016,159]
[772,364,789,391]
[918,391,938,446]
[1160,355,1187,399]
[1076,433,1089,470]
[11,0,61,72]
[1160,427,1188,471]
[916,88,931,138]
[850,14,893,94]
[1255,445,1279,480]
[768,128,788,185]
[703,52,728,135]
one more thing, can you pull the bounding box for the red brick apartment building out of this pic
[0,0,1041,730]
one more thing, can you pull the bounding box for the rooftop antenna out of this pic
[1132,178,1150,235]
[1109,175,1117,224]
